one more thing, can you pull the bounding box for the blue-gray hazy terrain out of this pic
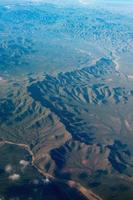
[0,0,133,75]
[0,1,133,200]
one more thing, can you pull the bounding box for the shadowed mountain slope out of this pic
[0,57,133,200]
[28,57,133,200]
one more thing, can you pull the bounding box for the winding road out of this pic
[0,139,103,200]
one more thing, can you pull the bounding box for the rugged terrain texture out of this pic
[0,57,133,199]
[0,3,133,75]
[28,58,133,200]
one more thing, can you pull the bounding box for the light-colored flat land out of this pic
[128,75,133,79]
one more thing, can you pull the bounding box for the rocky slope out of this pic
[28,57,133,200]
[0,57,133,199]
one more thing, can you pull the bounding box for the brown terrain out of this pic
[0,58,133,200]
